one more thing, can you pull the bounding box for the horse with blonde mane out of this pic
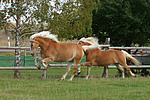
[77,37,140,79]
[30,31,96,81]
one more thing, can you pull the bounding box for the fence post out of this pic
[102,38,110,78]
[24,48,26,67]
[8,37,10,47]
[42,69,47,79]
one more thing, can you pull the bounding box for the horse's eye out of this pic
[79,42,82,45]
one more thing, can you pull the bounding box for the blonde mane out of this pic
[78,37,99,45]
[30,31,59,42]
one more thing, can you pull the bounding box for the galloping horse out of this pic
[77,37,140,79]
[30,31,96,81]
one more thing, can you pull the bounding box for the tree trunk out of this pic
[14,33,21,78]
[14,0,21,78]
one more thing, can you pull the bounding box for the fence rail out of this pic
[109,47,150,50]
[0,46,150,78]
[0,46,30,50]
[1,46,150,51]
[0,65,150,70]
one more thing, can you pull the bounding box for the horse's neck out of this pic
[36,38,52,50]
[85,48,101,55]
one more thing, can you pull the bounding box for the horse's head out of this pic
[29,31,59,56]
[30,40,39,56]
[77,37,98,46]
[77,37,99,51]
[77,40,92,46]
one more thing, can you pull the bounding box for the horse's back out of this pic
[85,49,125,66]
[51,42,84,62]
[100,50,125,59]
[57,43,83,53]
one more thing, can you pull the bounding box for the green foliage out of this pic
[0,0,98,40]
[92,0,150,46]
[0,12,6,30]
[34,0,97,40]
[0,0,40,36]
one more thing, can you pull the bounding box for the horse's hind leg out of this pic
[122,64,136,77]
[77,66,82,75]
[59,62,73,81]
[114,64,125,78]
[85,66,91,79]
[68,60,81,81]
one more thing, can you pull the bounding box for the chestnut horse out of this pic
[29,31,96,81]
[77,37,140,79]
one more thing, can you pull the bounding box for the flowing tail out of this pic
[82,43,99,52]
[121,50,141,66]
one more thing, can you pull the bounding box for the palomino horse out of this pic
[30,31,96,81]
[77,37,140,79]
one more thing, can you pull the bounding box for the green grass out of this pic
[0,54,150,100]
[0,67,150,100]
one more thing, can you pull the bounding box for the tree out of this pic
[92,0,150,46]
[34,0,97,40]
[0,0,45,78]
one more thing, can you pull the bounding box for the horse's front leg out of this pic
[34,56,42,69]
[41,57,54,68]
[77,62,92,75]
[80,62,93,66]
[80,62,93,80]
[102,66,108,78]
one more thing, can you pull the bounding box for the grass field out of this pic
[0,52,150,100]
[0,67,150,100]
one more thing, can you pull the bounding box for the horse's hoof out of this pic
[68,79,72,81]
[37,67,41,70]
[133,75,137,77]
[43,66,48,69]
[80,64,84,66]
[131,73,136,77]
[48,64,51,68]
[58,78,64,81]
[37,65,41,69]
[77,71,81,75]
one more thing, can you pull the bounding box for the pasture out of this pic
[0,67,150,100]
[0,49,150,100]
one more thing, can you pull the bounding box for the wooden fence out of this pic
[0,46,150,78]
